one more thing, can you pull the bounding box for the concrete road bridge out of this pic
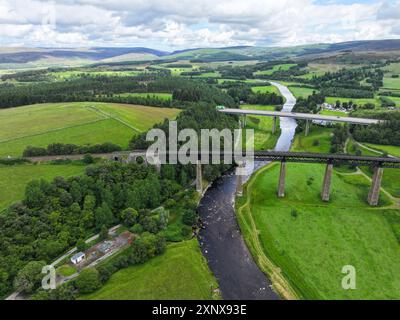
[26,150,400,207]
[218,108,382,136]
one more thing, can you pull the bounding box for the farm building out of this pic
[71,252,85,265]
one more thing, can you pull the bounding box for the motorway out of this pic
[218,108,381,125]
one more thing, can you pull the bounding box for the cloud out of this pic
[0,0,399,49]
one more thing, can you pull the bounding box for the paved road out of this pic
[219,108,381,125]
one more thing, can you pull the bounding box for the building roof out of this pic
[71,252,85,260]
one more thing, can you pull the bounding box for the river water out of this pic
[197,82,297,300]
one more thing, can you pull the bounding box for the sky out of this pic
[0,0,400,50]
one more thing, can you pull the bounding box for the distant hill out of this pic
[1,39,400,70]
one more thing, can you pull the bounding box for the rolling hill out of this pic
[1,39,400,71]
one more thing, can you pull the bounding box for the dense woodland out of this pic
[0,161,200,297]
[352,113,400,146]
[0,75,236,110]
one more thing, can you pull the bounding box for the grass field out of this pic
[241,105,280,150]
[320,109,348,116]
[346,140,400,197]
[287,86,317,98]
[291,127,334,153]
[0,163,87,211]
[383,77,400,90]
[362,143,400,157]
[237,163,400,299]
[325,97,380,106]
[0,102,180,157]
[57,265,77,277]
[81,240,220,300]
[254,64,297,76]
[251,86,281,95]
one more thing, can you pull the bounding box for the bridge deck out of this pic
[219,108,381,125]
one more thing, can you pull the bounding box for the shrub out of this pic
[75,268,101,294]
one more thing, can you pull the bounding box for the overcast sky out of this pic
[0,0,400,50]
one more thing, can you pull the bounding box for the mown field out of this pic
[0,102,180,157]
[251,85,281,95]
[0,163,87,211]
[254,64,297,76]
[81,239,220,300]
[241,104,280,150]
[346,140,400,198]
[237,162,400,299]
[291,127,334,153]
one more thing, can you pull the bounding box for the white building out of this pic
[71,252,85,265]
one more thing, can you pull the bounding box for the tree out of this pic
[76,239,86,252]
[120,208,139,227]
[182,209,198,226]
[83,154,94,164]
[13,261,46,294]
[95,202,114,230]
[99,225,109,241]
[75,268,101,294]
[24,181,45,209]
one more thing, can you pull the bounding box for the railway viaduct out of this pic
[26,150,400,206]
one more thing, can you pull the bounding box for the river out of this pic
[197,82,297,300]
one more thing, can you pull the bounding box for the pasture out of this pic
[81,240,220,300]
[0,163,87,211]
[291,127,334,153]
[251,85,281,95]
[325,97,381,106]
[383,77,400,90]
[287,86,317,98]
[237,163,400,299]
[241,104,280,150]
[0,102,180,157]
[254,64,297,76]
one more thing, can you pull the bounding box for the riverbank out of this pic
[197,81,297,299]
[236,162,400,299]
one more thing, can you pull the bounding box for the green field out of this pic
[288,86,317,98]
[291,127,334,153]
[0,163,87,211]
[325,97,380,106]
[81,240,220,300]
[251,86,281,95]
[254,64,297,76]
[241,105,280,150]
[57,265,77,277]
[0,102,180,157]
[346,140,400,197]
[237,163,400,299]
[320,109,348,116]
[363,143,400,157]
[383,77,400,90]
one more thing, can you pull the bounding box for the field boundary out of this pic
[87,106,141,132]
[0,118,109,144]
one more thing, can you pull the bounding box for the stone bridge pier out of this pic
[367,166,384,206]
[278,160,287,198]
[321,162,334,202]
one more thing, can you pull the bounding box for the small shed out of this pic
[71,252,85,265]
